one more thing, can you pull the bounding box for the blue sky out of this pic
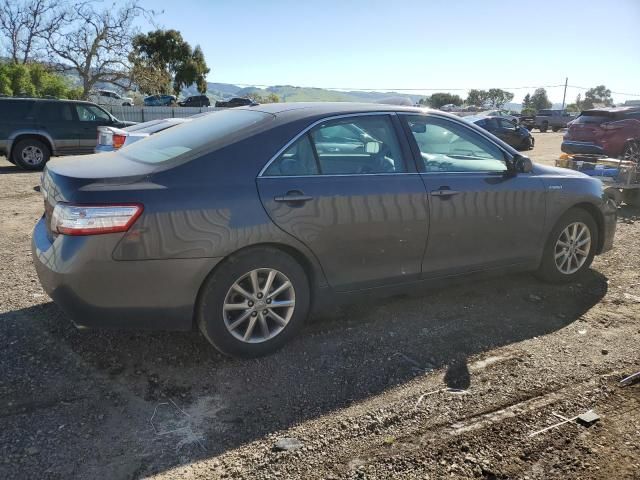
[145,0,640,104]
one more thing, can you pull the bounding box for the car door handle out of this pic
[274,192,313,203]
[431,188,461,197]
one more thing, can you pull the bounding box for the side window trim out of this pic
[259,112,407,177]
[398,113,514,174]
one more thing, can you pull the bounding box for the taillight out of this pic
[112,133,127,149]
[51,203,143,236]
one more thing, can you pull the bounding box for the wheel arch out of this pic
[191,242,325,329]
[569,202,605,254]
[9,133,54,160]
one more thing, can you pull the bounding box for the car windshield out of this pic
[121,109,272,164]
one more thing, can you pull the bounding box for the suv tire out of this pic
[539,122,548,133]
[197,247,310,358]
[12,138,50,170]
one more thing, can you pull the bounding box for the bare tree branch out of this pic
[0,0,68,63]
[45,0,154,98]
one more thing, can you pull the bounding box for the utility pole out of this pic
[561,77,568,110]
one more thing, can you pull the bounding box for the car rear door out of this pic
[34,102,78,155]
[400,114,546,277]
[256,113,429,291]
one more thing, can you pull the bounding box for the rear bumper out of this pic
[94,144,115,153]
[561,141,606,156]
[31,216,221,331]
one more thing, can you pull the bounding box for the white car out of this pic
[88,89,134,107]
[95,116,203,152]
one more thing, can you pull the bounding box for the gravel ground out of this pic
[1,132,639,479]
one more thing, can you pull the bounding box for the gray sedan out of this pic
[32,103,616,357]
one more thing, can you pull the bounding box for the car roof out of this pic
[0,97,100,106]
[584,106,639,113]
[236,101,427,117]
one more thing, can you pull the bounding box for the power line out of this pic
[218,82,640,97]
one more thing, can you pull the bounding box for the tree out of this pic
[130,29,210,96]
[0,61,80,97]
[522,93,532,109]
[246,91,280,103]
[466,89,490,108]
[0,0,68,63]
[486,88,514,108]
[530,88,552,111]
[426,92,463,109]
[418,97,429,106]
[582,85,613,109]
[45,1,152,99]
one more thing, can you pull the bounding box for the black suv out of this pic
[178,95,211,107]
[214,97,258,108]
[0,98,132,170]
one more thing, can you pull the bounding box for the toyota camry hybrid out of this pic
[32,103,616,357]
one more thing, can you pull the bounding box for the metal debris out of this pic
[620,371,640,387]
[529,409,599,437]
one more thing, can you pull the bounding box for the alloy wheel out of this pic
[554,222,591,275]
[622,141,640,164]
[222,268,296,343]
[21,146,44,166]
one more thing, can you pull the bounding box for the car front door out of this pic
[74,103,115,153]
[257,113,429,291]
[400,114,546,277]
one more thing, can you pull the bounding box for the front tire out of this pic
[621,140,640,164]
[197,247,310,358]
[12,138,50,170]
[535,208,598,283]
[539,122,548,133]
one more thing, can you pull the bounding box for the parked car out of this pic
[88,89,134,107]
[143,94,177,107]
[178,95,211,107]
[562,107,640,162]
[32,103,616,358]
[535,109,574,132]
[215,97,258,108]
[468,115,534,150]
[478,110,519,124]
[519,114,536,130]
[0,97,133,170]
[95,117,193,153]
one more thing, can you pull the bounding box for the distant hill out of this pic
[185,82,424,104]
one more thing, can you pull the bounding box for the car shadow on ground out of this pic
[0,164,29,174]
[6,265,609,476]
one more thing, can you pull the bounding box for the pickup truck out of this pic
[535,109,574,132]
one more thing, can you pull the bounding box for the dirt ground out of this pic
[0,131,638,480]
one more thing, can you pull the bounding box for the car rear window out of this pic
[1,100,34,120]
[574,111,618,124]
[121,109,272,164]
[537,110,553,116]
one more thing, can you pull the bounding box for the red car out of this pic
[562,107,640,162]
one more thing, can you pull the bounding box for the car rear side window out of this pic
[264,115,406,176]
[122,109,272,164]
[2,100,34,120]
[39,102,73,122]
[403,115,507,173]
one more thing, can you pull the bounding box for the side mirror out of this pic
[365,141,380,154]
[514,154,533,173]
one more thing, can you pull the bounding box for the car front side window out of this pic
[75,104,111,122]
[404,115,508,173]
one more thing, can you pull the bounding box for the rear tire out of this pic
[197,247,310,358]
[12,138,50,170]
[621,140,640,164]
[535,208,598,283]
